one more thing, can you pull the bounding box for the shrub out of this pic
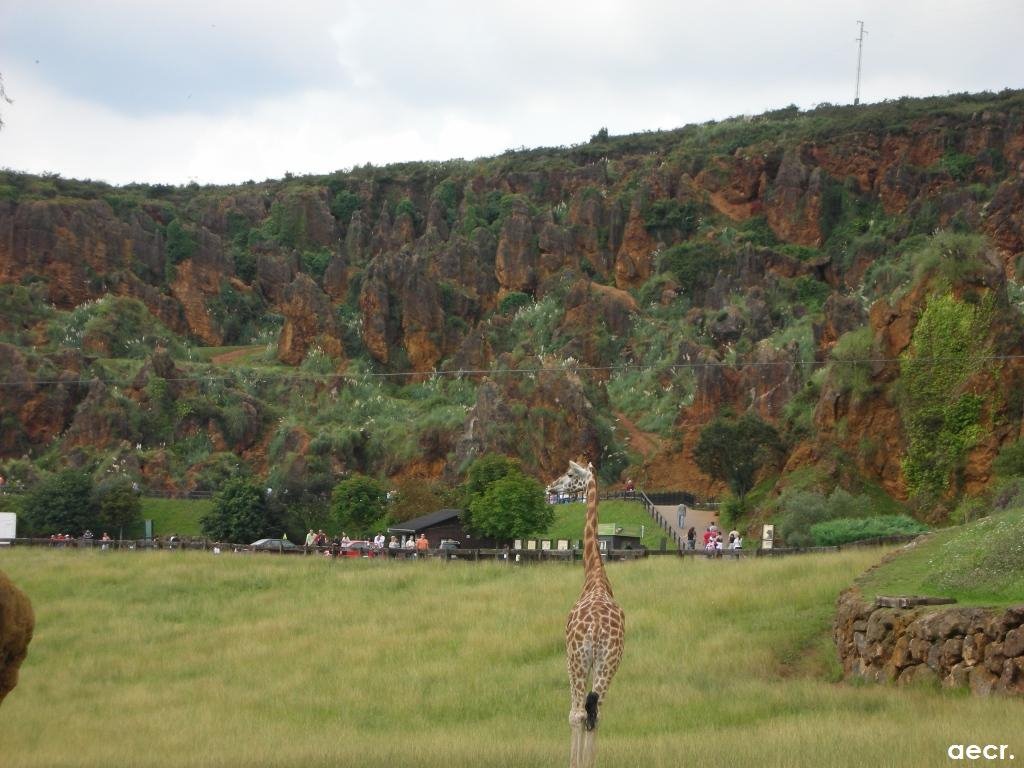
[694,414,783,498]
[208,283,267,345]
[900,293,992,498]
[431,179,459,225]
[775,490,831,548]
[300,249,332,281]
[48,295,184,358]
[775,488,875,547]
[642,199,699,236]
[937,152,975,182]
[165,219,197,264]
[809,515,928,546]
[329,189,362,225]
[231,246,257,283]
[499,291,532,315]
[394,197,418,222]
[201,478,271,543]
[467,472,551,542]
[95,478,142,537]
[20,471,96,536]
[330,475,387,538]
[658,241,726,299]
[993,439,1024,478]
[829,327,875,400]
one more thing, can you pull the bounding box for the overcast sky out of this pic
[1,0,1021,186]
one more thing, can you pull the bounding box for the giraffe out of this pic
[551,460,625,768]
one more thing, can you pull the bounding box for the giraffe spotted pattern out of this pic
[561,462,624,768]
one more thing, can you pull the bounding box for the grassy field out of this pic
[140,498,211,538]
[859,506,1024,607]
[1,548,1021,767]
[546,500,667,549]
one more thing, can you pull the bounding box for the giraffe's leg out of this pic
[580,632,624,768]
[567,638,590,768]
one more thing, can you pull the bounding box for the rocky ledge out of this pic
[834,587,1024,695]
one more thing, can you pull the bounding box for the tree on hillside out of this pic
[467,473,551,543]
[201,478,271,543]
[388,477,458,524]
[694,414,784,499]
[95,478,142,538]
[330,474,387,537]
[20,471,96,536]
[460,453,522,532]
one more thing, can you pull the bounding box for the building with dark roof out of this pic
[387,508,494,548]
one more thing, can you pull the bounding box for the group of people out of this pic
[685,523,743,558]
[49,530,114,549]
[303,529,432,557]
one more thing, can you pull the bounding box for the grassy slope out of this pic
[545,500,666,549]
[140,498,211,538]
[859,507,1024,607]
[1,548,1021,767]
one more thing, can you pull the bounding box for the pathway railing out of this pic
[637,490,682,549]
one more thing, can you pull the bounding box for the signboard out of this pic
[0,512,16,542]
[761,524,775,550]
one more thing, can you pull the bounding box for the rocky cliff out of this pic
[3,90,1024,501]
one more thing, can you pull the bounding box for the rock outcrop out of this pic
[276,274,344,366]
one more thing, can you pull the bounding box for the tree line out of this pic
[6,453,554,545]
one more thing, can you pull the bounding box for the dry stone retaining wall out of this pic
[834,588,1024,695]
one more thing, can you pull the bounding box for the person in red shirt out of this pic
[415,534,430,554]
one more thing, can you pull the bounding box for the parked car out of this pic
[339,540,380,558]
[438,539,461,558]
[250,538,300,553]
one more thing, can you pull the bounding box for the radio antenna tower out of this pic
[854,20,868,105]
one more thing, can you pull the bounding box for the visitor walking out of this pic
[687,526,696,551]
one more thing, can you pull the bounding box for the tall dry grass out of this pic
[0,548,1020,767]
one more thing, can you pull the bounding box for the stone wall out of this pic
[833,587,1024,695]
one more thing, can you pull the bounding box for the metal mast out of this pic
[854,20,868,105]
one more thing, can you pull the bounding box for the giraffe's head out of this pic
[546,459,593,495]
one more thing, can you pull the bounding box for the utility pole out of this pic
[854,20,868,106]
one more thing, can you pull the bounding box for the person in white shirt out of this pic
[731,535,743,558]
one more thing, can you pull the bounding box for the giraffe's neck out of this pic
[582,475,612,594]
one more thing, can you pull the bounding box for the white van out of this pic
[0,512,17,543]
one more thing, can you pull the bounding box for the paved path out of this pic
[653,504,720,550]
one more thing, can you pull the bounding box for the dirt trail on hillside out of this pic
[209,346,263,365]
[614,411,664,457]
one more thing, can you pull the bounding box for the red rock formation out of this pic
[495,199,539,292]
[276,274,344,366]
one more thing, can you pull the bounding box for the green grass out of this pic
[1,548,1021,767]
[545,500,667,549]
[140,498,211,538]
[859,506,1024,607]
